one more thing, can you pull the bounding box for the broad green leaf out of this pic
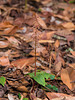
[28,71,44,77]
[28,71,55,87]
[46,84,52,89]
[52,85,58,91]
[43,72,51,79]
[28,72,35,77]
[49,74,55,80]
[0,76,6,86]
[33,74,46,86]
[46,84,58,91]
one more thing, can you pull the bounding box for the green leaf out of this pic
[46,84,52,89]
[33,74,46,86]
[28,72,35,77]
[23,98,28,100]
[52,85,58,91]
[46,84,58,92]
[43,72,51,79]
[18,93,21,99]
[69,0,75,3]
[0,76,6,86]
[49,74,55,80]
[28,71,55,87]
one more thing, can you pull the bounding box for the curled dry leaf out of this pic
[0,56,10,66]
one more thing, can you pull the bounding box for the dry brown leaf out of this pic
[3,26,18,35]
[67,63,75,69]
[0,21,13,30]
[36,13,47,29]
[5,36,21,48]
[11,57,35,69]
[67,67,75,90]
[41,0,51,5]
[55,62,62,72]
[61,22,75,30]
[61,68,73,90]
[39,31,55,40]
[17,86,28,92]
[54,40,59,48]
[30,42,48,56]
[0,56,10,66]
[54,14,70,21]
[39,40,54,43]
[0,41,9,48]
[46,92,75,100]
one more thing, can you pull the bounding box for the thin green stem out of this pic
[25,0,27,9]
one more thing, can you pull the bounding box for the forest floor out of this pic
[0,0,75,100]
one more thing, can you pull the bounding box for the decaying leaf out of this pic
[61,68,75,90]
[11,57,35,69]
[46,92,75,100]
[39,31,55,40]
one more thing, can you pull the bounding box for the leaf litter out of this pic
[0,0,75,100]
